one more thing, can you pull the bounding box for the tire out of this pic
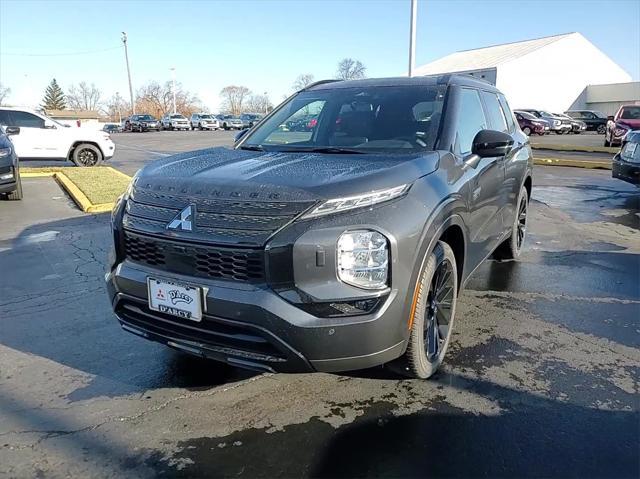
[6,175,23,201]
[72,143,103,167]
[401,241,458,379]
[496,187,529,260]
[522,126,531,136]
[597,124,606,135]
[223,123,229,130]
[604,134,611,147]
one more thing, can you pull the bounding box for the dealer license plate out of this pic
[148,277,203,322]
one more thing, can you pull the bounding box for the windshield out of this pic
[593,111,606,118]
[620,106,640,120]
[539,110,554,117]
[200,114,212,119]
[138,115,154,120]
[170,114,185,119]
[240,85,446,153]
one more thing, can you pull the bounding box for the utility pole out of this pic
[263,91,268,115]
[170,67,177,114]
[408,0,417,77]
[121,32,135,114]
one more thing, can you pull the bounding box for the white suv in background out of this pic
[0,107,115,166]
[190,113,220,130]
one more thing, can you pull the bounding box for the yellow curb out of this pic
[20,166,132,213]
[534,158,611,170]
[531,143,618,154]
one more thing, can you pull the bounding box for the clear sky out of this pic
[1,0,638,112]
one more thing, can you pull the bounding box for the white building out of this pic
[568,82,640,116]
[413,32,632,113]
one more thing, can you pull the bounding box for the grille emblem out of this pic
[167,205,195,231]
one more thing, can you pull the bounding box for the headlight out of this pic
[337,230,389,290]
[0,146,11,158]
[302,184,410,219]
[553,120,560,126]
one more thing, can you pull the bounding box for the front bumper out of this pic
[106,261,407,373]
[612,154,640,185]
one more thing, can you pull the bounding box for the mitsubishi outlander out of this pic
[106,75,533,379]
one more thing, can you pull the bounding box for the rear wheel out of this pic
[522,126,531,136]
[604,134,611,147]
[72,143,103,167]
[597,124,606,134]
[496,187,529,260]
[401,241,457,379]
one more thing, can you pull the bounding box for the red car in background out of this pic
[605,105,640,147]
[514,110,548,136]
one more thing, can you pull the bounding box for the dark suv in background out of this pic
[106,75,533,379]
[125,114,161,132]
[0,125,21,200]
[565,110,608,134]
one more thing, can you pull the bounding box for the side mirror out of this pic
[235,128,249,143]
[5,126,20,135]
[44,120,57,129]
[472,129,514,158]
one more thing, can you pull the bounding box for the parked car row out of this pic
[119,113,264,133]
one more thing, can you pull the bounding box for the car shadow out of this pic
[141,371,639,478]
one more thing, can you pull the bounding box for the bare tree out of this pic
[292,74,315,91]
[0,83,11,106]
[245,94,273,114]
[336,58,366,80]
[104,92,128,122]
[220,86,250,116]
[135,81,201,118]
[67,82,102,110]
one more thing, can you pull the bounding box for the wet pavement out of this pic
[0,167,638,478]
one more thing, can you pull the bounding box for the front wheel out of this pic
[6,175,23,200]
[522,126,531,136]
[401,241,458,379]
[72,143,103,167]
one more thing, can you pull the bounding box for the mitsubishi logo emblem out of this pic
[167,205,195,231]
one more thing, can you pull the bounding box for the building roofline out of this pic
[456,32,576,54]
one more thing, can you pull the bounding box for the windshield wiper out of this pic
[238,145,265,151]
[285,147,367,154]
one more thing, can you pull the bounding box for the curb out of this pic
[534,158,611,170]
[531,144,617,154]
[20,167,132,213]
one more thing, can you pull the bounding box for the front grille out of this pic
[124,232,265,282]
[123,187,315,246]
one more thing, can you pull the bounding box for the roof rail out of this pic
[300,79,340,91]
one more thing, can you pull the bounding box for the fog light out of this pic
[337,230,388,290]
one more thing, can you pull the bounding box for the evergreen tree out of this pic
[41,79,66,110]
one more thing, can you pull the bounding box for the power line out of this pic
[0,46,122,57]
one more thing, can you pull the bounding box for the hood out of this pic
[135,146,439,202]
[618,119,640,129]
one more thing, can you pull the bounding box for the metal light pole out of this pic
[408,0,417,77]
[121,32,135,114]
[263,91,268,114]
[170,67,177,114]
[116,92,122,123]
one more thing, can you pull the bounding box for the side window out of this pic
[497,93,515,132]
[455,88,487,156]
[0,109,12,126]
[10,111,45,128]
[481,91,508,132]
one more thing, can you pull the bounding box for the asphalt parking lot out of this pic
[1,157,638,477]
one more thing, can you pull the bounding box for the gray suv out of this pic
[106,75,533,379]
